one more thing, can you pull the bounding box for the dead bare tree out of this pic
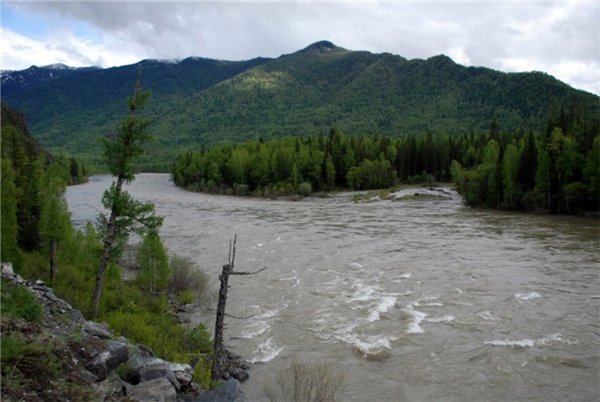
[212,235,266,381]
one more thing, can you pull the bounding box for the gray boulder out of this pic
[168,362,194,388]
[85,341,129,381]
[127,377,177,402]
[83,320,113,339]
[139,362,181,392]
[196,379,247,402]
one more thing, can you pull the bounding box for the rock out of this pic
[1,262,15,276]
[83,320,113,339]
[85,341,129,381]
[167,362,194,387]
[127,377,177,402]
[230,368,249,382]
[92,371,125,401]
[139,362,180,392]
[137,343,155,357]
[196,379,247,402]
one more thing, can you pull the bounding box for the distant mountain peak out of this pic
[300,40,342,54]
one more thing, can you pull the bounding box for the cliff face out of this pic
[0,263,246,402]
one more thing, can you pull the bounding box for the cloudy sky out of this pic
[2,1,599,94]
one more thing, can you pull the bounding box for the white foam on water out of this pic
[426,315,455,323]
[419,302,444,307]
[279,275,301,287]
[404,304,428,334]
[239,307,282,339]
[335,331,395,360]
[367,296,397,322]
[477,310,496,321]
[251,337,283,363]
[348,280,378,302]
[484,333,578,348]
[399,272,412,279]
[485,339,535,347]
[350,262,364,269]
[515,292,541,301]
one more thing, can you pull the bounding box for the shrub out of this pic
[297,182,313,197]
[234,183,250,196]
[136,231,170,292]
[177,289,195,305]
[169,255,209,304]
[264,359,345,402]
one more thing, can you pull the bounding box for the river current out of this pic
[66,173,599,401]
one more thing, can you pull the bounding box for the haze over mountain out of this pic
[2,41,598,168]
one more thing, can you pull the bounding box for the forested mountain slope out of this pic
[3,41,598,169]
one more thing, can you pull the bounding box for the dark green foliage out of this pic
[0,279,43,322]
[450,107,599,213]
[1,160,23,270]
[172,131,454,195]
[3,44,598,169]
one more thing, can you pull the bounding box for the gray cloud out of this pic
[5,1,599,93]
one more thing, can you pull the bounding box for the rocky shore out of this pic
[1,263,248,402]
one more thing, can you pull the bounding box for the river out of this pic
[66,173,599,401]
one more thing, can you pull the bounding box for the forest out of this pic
[1,101,215,396]
[172,105,599,214]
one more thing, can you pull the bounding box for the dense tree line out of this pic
[172,128,454,196]
[1,104,87,271]
[452,108,599,213]
[173,109,598,214]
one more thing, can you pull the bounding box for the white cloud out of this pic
[2,1,599,94]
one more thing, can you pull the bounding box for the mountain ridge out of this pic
[2,41,598,168]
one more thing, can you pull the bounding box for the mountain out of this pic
[2,41,598,168]
[1,64,101,96]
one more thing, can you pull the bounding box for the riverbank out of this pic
[1,263,248,402]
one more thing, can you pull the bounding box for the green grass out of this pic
[1,279,43,322]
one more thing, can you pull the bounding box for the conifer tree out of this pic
[91,72,163,317]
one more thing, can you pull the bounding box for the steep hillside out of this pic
[3,41,598,168]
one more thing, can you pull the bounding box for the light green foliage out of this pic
[177,290,195,305]
[136,231,170,292]
[105,309,212,364]
[39,163,72,248]
[0,279,42,322]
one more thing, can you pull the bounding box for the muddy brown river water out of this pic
[66,173,599,401]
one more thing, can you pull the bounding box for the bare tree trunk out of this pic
[212,261,232,381]
[91,176,123,318]
[211,235,266,381]
[49,239,57,286]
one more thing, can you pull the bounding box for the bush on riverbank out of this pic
[12,224,215,389]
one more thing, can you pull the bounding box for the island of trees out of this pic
[172,106,598,214]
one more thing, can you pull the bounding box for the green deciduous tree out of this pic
[39,163,72,284]
[136,230,170,292]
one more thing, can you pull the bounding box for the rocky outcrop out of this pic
[0,263,248,402]
[85,342,129,381]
